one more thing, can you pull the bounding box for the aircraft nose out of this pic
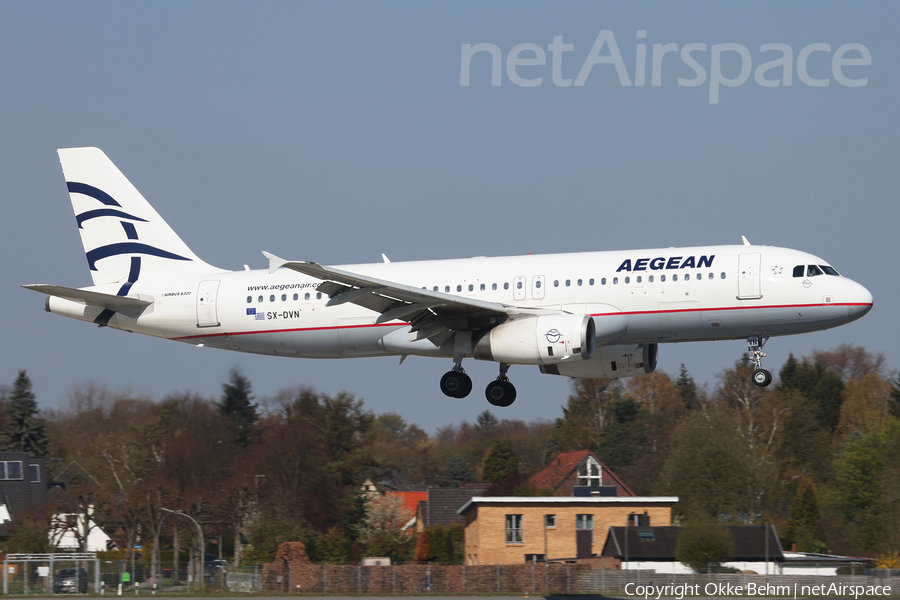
[847,281,873,321]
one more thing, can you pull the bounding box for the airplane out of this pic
[24,148,874,407]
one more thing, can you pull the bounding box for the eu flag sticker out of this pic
[246,308,256,316]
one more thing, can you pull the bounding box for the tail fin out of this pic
[59,147,225,286]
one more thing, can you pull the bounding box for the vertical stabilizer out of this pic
[58,147,226,287]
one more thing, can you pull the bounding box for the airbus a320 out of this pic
[24,148,874,407]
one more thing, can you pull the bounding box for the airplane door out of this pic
[532,275,545,300]
[738,253,762,300]
[513,276,527,301]
[196,280,221,327]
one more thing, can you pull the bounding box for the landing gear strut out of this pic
[485,363,517,407]
[748,336,772,387]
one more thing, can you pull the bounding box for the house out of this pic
[529,450,634,497]
[415,485,490,533]
[0,452,49,538]
[458,495,677,565]
[600,525,785,574]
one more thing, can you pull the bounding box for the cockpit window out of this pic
[807,265,824,277]
[820,265,840,276]
[793,265,804,278]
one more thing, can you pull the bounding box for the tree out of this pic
[441,455,474,487]
[785,477,823,552]
[558,378,622,452]
[812,344,886,381]
[356,494,414,561]
[675,364,701,411]
[218,369,259,448]
[827,430,885,554]
[836,373,892,438]
[889,375,900,419]
[482,440,519,482]
[317,526,350,563]
[1,370,48,456]
[779,355,845,433]
[675,513,734,573]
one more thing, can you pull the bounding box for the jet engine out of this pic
[539,343,658,378]
[473,314,595,365]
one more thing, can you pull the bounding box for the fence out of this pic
[2,554,99,595]
[262,562,590,594]
[579,569,898,595]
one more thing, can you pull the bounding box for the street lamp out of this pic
[160,508,205,590]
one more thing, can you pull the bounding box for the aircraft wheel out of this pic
[440,371,472,398]
[486,380,517,407]
[752,368,772,387]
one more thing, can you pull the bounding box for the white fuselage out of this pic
[46,244,873,363]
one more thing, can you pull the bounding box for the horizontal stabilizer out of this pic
[22,284,153,315]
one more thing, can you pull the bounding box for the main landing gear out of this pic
[748,336,772,387]
[439,362,518,406]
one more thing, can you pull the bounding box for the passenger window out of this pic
[433,286,438,291]
[554,280,559,287]
[316,292,322,300]
[445,286,450,292]
[625,276,630,284]
[281,294,287,301]
[576,279,582,286]
[305,293,310,300]
[247,296,252,303]
[684,273,690,281]
[613,277,618,284]
[672,274,678,282]
[504,282,510,290]
[480,283,486,290]
[636,276,642,283]
[807,265,823,277]
[468,284,474,292]
[457,285,462,292]
[492,283,498,290]
[270,295,275,302]
[589,278,594,286]
[649,275,654,282]
[535,280,542,288]
[720,272,726,279]
[565,280,571,287]
[293,293,298,300]
[601,278,606,285]
[661,275,666,282]
[258,296,264,303]
[708,273,713,280]
[793,265,805,278]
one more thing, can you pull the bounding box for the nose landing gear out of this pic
[748,336,772,387]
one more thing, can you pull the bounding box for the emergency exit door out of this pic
[197,280,221,327]
[737,253,762,300]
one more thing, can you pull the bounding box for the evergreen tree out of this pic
[474,410,498,437]
[1,371,48,457]
[829,431,885,554]
[785,477,823,552]
[541,418,562,465]
[482,440,519,482]
[889,374,900,419]
[675,364,699,411]
[442,455,474,487]
[779,357,845,432]
[317,526,350,563]
[218,368,259,448]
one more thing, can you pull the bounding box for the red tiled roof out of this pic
[388,491,428,518]
[529,450,635,496]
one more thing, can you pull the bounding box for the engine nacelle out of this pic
[473,314,595,365]
[539,343,658,379]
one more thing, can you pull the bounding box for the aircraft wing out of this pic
[22,284,153,316]
[263,252,552,342]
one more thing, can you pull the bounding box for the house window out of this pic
[29,464,40,483]
[506,514,523,544]
[576,514,594,538]
[638,530,655,541]
[524,554,546,563]
[545,514,556,528]
[577,456,602,489]
[0,461,23,480]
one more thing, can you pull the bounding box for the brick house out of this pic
[458,495,677,565]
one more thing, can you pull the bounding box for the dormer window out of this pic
[577,456,602,490]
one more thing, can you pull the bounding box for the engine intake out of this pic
[473,314,595,365]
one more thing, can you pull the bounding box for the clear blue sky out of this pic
[2,2,896,431]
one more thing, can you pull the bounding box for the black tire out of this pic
[486,380,517,407]
[752,368,772,387]
[440,371,472,398]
